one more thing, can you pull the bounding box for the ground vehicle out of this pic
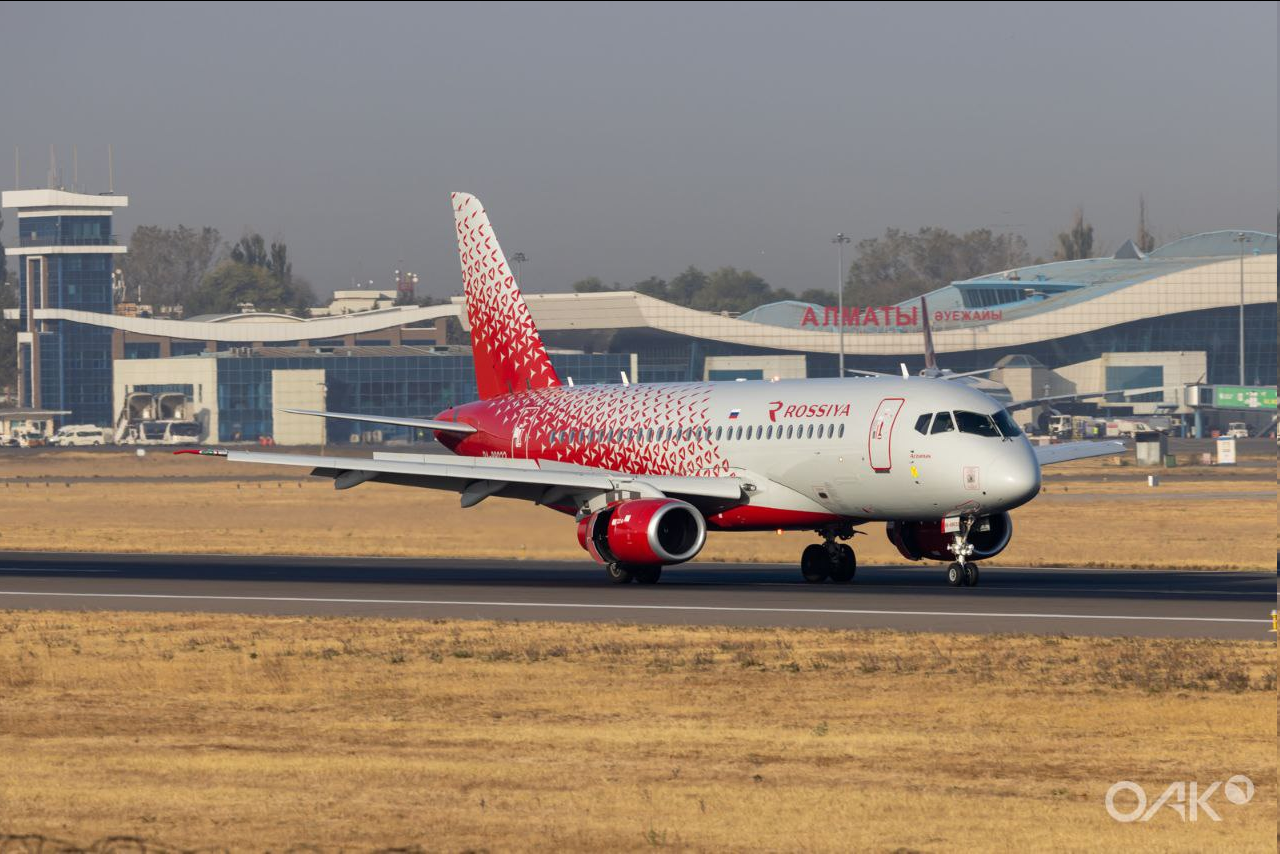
[180,192,1121,587]
[121,420,203,445]
[1226,422,1250,439]
[16,432,47,448]
[50,425,107,446]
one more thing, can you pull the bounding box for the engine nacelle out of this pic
[577,498,707,566]
[886,513,1013,562]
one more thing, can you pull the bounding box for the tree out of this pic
[121,225,222,307]
[846,227,1029,307]
[1055,209,1094,261]
[571,276,616,293]
[212,231,312,312]
[691,267,774,314]
[1136,196,1156,254]
[186,258,313,316]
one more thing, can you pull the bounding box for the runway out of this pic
[0,552,1272,639]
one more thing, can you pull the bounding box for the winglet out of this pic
[452,192,562,399]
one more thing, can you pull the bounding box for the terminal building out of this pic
[4,186,1275,443]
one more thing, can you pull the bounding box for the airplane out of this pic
[178,192,1123,588]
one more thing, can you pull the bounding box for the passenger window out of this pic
[766,425,773,439]
[735,426,743,441]
[955,410,1001,438]
[816,425,825,439]
[806,424,814,439]
[786,425,794,439]
[931,412,954,434]
[715,426,722,441]
[838,424,845,438]
[914,413,932,434]
[756,426,763,440]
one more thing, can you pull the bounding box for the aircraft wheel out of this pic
[633,565,663,584]
[829,544,856,583]
[963,563,980,587]
[801,544,829,583]
[946,563,965,587]
[606,563,635,584]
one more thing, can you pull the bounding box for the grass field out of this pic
[0,450,1272,569]
[0,612,1274,851]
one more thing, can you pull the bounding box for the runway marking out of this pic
[0,590,1266,625]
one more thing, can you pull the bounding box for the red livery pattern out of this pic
[440,382,730,477]
[453,192,562,399]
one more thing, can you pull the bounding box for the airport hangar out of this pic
[5,190,1275,443]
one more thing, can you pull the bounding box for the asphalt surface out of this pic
[0,552,1272,639]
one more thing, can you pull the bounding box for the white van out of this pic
[51,425,107,447]
[1226,422,1250,439]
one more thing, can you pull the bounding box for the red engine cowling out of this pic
[577,498,707,566]
[886,513,1013,562]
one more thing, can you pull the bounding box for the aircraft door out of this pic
[511,407,538,458]
[868,397,905,472]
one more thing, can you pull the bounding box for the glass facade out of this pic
[213,352,633,442]
[16,212,120,425]
[549,303,1277,386]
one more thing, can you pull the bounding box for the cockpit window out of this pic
[914,413,932,434]
[930,411,954,434]
[992,409,1022,438]
[955,410,1001,437]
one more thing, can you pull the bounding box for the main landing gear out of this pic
[800,526,857,584]
[606,563,663,584]
[944,515,981,588]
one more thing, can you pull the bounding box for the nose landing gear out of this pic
[946,561,980,587]
[800,525,857,584]
[945,515,981,587]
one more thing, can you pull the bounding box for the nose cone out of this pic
[989,441,1041,510]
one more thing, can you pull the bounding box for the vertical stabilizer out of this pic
[920,295,937,371]
[452,192,562,399]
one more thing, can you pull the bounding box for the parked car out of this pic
[50,425,108,446]
[1226,422,1250,439]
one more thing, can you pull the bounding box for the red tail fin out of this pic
[452,192,562,399]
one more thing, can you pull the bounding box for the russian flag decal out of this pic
[729,409,741,419]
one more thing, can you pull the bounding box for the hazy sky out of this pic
[3,2,1276,300]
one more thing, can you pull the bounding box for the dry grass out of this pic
[0,611,1273,851]
[0,474,1271,570]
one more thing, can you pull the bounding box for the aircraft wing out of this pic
[1033,440,1125,466]
[1006,385,1168,412]
[178,448,744,513]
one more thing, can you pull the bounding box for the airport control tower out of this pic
[3,189,129,426]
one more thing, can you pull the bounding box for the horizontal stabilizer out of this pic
[278,409,476,434]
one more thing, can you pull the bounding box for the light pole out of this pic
[510,251,528,284]
[1232,233,1249,385]
[832,233,851,377]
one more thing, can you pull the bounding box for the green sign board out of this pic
[1213,385,1277,410]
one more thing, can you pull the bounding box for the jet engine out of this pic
[886,513,1013,562]
[577,498,707,566]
